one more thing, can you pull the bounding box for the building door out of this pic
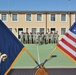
[18,28,23,39]
[50,28,56,33]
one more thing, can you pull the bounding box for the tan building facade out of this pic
[0,11,76,40]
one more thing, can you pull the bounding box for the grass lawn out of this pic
[13,44,76,68]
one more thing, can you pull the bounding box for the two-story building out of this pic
[0,11,76,40]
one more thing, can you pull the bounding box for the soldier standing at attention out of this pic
[31,32,33,44]
[49,32,54,43]
[43,33,46,44]
[35,32,40,44]
[29,32,32,44]
[54,31,59,43]
[20,32,24,44]
[45,32,49,44]
[23,32,26,44]
[27,32,29,44]
[39,31,43,45]
[47,28,50,44]
[42,32,45,44]
[48,32,51,43]
[55,31,59,43]
[53,31,56,43]
[25,32,28,44]
[33,32,36,44]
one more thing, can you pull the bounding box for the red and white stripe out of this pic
[57,30,76,61]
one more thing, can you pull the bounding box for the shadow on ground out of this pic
[8,68,76,75]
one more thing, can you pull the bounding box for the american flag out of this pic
[57,22,76,62]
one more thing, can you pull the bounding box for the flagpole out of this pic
[24,47,41,68]
[42,46,57,66]
[24,45,50,75]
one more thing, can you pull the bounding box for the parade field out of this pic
[13,44,76,69]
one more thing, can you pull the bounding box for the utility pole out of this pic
[8,0,11,13]
[8,0,11,17]
[45,12,47,33]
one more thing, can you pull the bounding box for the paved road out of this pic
[8,68,76,75]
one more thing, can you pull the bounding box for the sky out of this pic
[0,0,76,11]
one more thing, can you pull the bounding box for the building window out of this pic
[26,28,28,33]
[61,28,66,35]
[75,14,76,22]
[50,28,56,33]
[26,14,31,21]
[1,14,7,21]
[50,14,56,21]
[37,14,42,21]
[40,28,44,34]
[12,14,18,21]
[61,14,66,21]
[32,28,36,34]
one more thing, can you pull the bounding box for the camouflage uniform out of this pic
[25,32,28,44]
[49,32,54,43]
[41,33,45,44]
[29,32,33,44]
[35,32,40,44]
[23,33,26,44]
[33,33,36,44]
[44,33,46,44]
[45,33,49,44]
[20,32,24,43]
[54,31,59,43]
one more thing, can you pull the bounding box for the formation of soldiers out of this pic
[20,31,59,44]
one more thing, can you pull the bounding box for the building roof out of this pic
[0,10,76,13]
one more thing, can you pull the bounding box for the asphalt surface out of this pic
[8,68,76,75]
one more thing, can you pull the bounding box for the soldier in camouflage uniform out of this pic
[31,32,33,44]
[20,32,24,44]
[49,32,54,43]
[39,31,44,45]
[44,33,46,44]
[41,32,45,44]
[56,31,59,43]
[25,32,28,44]
[35,32,40,44]
[23,32,26,44]
[45,32,49,44]
[33,32,36,44]
[54,31,59,43]
[27,32,29,44]
[29,32,33,44]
